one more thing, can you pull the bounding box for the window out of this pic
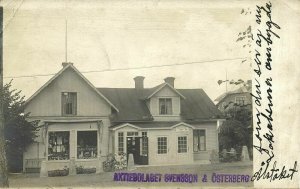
[193,130,206,152]
[77,131,97,159]
[159,98,172,115]
[62,92,77,115]
[127,132,138,136]
[118,132,124,154]
[157,137,167,154]
[178,136,187,153]
[48,131,69,160]
[141,132,148,156]
[235,96,246,106]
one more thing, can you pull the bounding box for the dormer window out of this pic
[62,92,77,116]
[159,98,172,115]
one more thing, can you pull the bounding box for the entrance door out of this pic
[126,137,148,165]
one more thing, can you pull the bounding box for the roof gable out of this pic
[145,83,186,99]
[25,64,119,112]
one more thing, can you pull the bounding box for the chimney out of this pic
[134,76,145,89]
[62,62,73,68]
[164,77,175,88]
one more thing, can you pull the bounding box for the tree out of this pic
[0,6,9,187]
[217,80,253,160]
[219,120,247,150]
[2,80,38,172]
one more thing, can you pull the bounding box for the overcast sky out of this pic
[2,0,252,101]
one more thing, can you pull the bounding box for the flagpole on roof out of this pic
[64,0,68,63]
[65,18,68,63]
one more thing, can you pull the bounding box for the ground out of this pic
[9,161,253,188]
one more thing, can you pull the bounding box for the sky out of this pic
[2,0,252,101]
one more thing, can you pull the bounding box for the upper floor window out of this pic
[159,98,172,115]
[235,96,246,106]
[62,92,77,116]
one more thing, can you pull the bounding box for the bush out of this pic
[76,166,96,174]
[48,167,69,177]
[103,153,127,172]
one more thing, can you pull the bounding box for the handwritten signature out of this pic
[251,1,298,182]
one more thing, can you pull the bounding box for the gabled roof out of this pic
[144,82,186,99]
[214,85,252,103]
[25,63,119,112]
[97,88,152,121]
[98,87,223,122]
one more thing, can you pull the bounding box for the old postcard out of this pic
[0,0,299,188]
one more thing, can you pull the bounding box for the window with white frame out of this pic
[141,132,148,156]
[235,96,246,106]
[193,130,206,152]
[62,92,77,115]
[178,136,187,153]
[159,98,172,115]
[77,131,97,159]
[118,132,124,154]
[157,137,167,154]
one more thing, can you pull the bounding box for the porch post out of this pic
[96,121,103,173]
[69,130,76,175]
[40,122,48,177]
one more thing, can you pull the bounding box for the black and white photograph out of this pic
[0,0,299,188]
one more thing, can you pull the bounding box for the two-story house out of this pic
[215,81,252,114]
[23,63,223,175]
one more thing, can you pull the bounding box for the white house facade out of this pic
[23,63,224,176]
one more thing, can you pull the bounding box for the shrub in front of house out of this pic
[103,153,127,172]
[48,167,69,177]
[76,165,96,174]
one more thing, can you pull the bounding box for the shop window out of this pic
[118,132,124,154]
[178,136,187,153]
[157,137,167,154]
[77,131,97,159]
[193,130,206,152]
[62,92,77,116]
[48,131,69,160]
[141,132,148,156]
[159,98,172,115]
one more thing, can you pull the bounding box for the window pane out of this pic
[62,92,77,115]
[48,131,70,160]
[193,130,198,152]
[236,96,245,106]
[193,130,206,152]
[118,132,124,154]
[166,99,172,114]
[141,132,148,156]
[157,137,167,154]
[77,131,97,159]
[178,136,187,153]
[159,98,172,115]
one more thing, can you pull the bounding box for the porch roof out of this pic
[110,122,197,130]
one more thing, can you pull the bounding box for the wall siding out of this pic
[25,68,111,117]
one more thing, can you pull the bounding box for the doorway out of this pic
[126,136,148,165]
